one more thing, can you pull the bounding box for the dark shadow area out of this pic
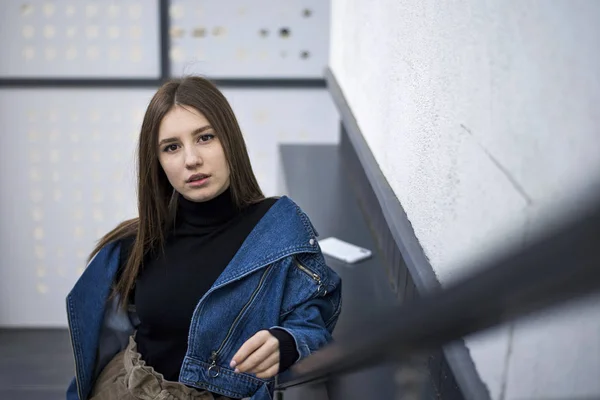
[0,328,73,400]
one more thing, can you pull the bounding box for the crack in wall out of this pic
[460,124,533,206]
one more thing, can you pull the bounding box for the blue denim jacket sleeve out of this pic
[272,261,342,361]
[66,377,78,400]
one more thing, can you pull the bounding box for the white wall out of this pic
[330,1,600,399]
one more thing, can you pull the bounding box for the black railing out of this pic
[276,193,600,393]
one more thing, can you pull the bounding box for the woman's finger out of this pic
[250,351,280,374]
[255,364,280,379]
[235,336,278,373]
[230,330,270,369]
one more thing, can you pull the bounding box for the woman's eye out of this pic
[198,134,215,143]
[163,144,179,152]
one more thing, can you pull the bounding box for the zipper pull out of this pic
[296,260,326,294]
[208,351,220,378]
[317,281,324,294]
[314,276,328,295]
[310,271,323,291]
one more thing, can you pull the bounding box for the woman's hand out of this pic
[230,330,280,379]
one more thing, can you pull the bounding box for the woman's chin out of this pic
[180,188,218,203]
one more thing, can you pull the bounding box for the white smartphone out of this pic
[318,237,372,264]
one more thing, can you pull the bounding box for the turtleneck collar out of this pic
[176,187,238,229]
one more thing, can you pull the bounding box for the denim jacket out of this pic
[65,196,342,400]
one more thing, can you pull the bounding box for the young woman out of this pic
[65,76,342,400]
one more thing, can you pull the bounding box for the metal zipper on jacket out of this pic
[66,299,83,400]
[208,265,272,378]
[295,258,325,294]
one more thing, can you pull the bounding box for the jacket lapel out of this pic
[212,196,320,288]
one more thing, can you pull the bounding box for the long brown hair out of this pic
[89,76,265,307]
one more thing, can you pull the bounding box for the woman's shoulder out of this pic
[119,234,136,255]
[241,196,279,218]
[262,195,303,213]
[119,235,136,252]
[258,195,315,223]
[261,195,280,208]
[250,195,320,248]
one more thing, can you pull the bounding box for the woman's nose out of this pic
[184,149,202,168]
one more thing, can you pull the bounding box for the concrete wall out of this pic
[329,1,600,399]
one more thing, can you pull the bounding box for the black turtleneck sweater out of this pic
[119,189,298,384]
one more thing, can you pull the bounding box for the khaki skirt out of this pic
[90,336,232,400]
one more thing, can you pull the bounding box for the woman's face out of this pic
[157,105,230,203]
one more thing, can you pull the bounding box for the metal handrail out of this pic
[276,195,600,390]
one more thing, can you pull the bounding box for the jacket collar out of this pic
[74,196,319,298]
[212,195,320,287]
[79,196,319,290]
